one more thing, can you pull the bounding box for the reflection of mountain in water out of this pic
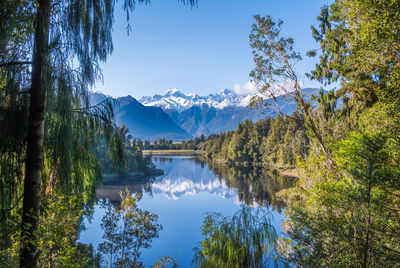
[151,156,237,200]
[96,156,295,211]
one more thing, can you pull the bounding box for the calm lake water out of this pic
[79,155,292,267]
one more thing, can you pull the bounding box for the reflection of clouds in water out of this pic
[151,176,237,200]
[151,157,237,200]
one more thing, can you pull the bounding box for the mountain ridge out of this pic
[90,92,191,140]
[91,87,320,139]
[138,88,320,137]
[139,88,252,112]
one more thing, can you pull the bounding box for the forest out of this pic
[195,113,308,168]
[141,112,308,168]
[1,0,400,267]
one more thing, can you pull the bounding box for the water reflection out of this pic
[199,157,296,212]
[96,156,294,211]
[83,155,295,267]
[150,156,237,200]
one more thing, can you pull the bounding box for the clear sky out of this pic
[95,0,333,98]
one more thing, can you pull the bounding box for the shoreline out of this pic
[142,149,197,155]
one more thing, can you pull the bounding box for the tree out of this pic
[255,2,400,266]
[0,0,197,266]
[308,1,400,107]
[249,15,334,166]
[98,190,162,267]
[20,2,52,266]
[193,205,277,267]
[279,131,400,267]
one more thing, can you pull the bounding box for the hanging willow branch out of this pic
[0,61,32,67]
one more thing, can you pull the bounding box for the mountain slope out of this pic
[90,92,190,140]
[173,105,265,137]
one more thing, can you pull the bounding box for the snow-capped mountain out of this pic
[138,88,319,137]
[139,88,253,112]
[91,88,320,139]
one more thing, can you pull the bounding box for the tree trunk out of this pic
[20,0,51,267]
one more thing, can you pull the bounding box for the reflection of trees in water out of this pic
[97,157,295,212]
[98,190,162,267]
[96,176,156,206]
[198,157,295,212]
[153,156,197,163]
[152,156,173,163]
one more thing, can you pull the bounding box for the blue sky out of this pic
[95,0,333,98]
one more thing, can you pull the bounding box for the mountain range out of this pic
[91,88,319,140]
[139,88,253,111]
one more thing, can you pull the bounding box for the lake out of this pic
[79,155,294,267]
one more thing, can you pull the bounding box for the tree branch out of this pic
[0,61,32,67]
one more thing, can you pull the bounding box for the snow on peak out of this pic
[219,88,235,95]
[139,88,253,111]
[165,88,179,95]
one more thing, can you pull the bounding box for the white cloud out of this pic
[265,81,294,97]
[232,80,303,97]
[232,80,259,95]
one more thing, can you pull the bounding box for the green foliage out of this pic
[249,3,400,267]
[97,125,155,177]
[193,205,278,268]
[279,131,400,267]
[0,0,34,251]
[98,189,162,267]
[309,0,400,109]
[249,15,301,95]
[197,114,308,168]
[1,0,197,265]
[249,14,338,167]
[37,194,102,267]
[152,256,179,268]
[1,193,100,267]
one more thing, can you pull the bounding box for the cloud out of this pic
[232,80,259,95]
[233,80,305,98]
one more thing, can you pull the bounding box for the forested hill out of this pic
[196,112,308,168]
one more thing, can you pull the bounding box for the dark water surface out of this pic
[79,155,293,267]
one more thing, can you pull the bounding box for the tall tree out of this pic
[20,1,51,266]
[249,15,335,166]
[15,0,197,267]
